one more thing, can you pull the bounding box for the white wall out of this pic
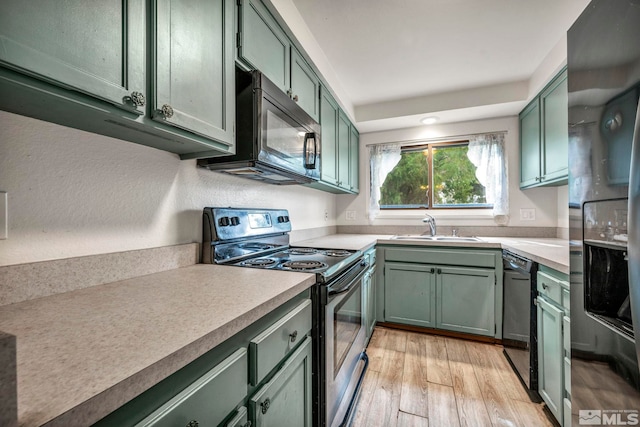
[0,111,337,266]
[336,116,561,228]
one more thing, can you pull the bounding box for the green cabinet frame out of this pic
[519,67,568,189]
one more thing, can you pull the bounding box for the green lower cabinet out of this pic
[436,266,495,336]
[135,348,248,427]
[225,406,249,427]
[537,295,564,423]
[249,336,313,427]
[384,262,437,328]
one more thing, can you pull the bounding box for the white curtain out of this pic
[369,143,402,222]
[467,133,509,223]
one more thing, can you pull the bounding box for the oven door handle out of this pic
[327,267,367,298]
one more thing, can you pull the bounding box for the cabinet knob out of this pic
[293,94,299,102]
[186,421,199,427]
[286,89,293,98]
[243,422,252,427]
[542,283,548,290]
[261,398,271,414]
[437,268,442,274]
[289,330,298,343]
[130,91,145,107]
[430,268,435,274]
[161,104,174,119]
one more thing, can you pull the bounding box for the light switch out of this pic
[0,192,6,239]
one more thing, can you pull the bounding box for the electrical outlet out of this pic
[346,210,356,221]
[0,192,6,239]
[520,208,536,221]
[324,209,328,221]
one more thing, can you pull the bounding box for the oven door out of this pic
[325,268,367,427]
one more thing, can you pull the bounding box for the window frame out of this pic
[380,140,493,211]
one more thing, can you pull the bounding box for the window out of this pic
[380,142,491,209]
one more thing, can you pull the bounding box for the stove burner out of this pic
[240,242,277,250]
[285,248,319,255]
[281,260,328,271]
[323,250,352,257]
[241,258,277,267]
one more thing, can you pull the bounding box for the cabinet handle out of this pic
[430,268,435,274]
[161,104,174,119]
[243,422,252,427]
[535,177,541,182]
[261,398,271,414]
[186,421,199,427]
[287,89,293,98]
[542,283,548,290]
[289,330,298,343]
[293,94,299,102]
[437,268,442,274]
[130,91,145,107]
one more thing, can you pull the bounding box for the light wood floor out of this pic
[352,327,553,427]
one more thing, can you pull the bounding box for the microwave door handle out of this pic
[627,100,640,359]
[303,132,317,169]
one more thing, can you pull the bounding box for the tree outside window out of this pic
[380,142,491,209]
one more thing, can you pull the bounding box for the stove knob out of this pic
[284,216,290,222]
[277,216,285,223]
[230,216,240,226]
[218,217,230,226]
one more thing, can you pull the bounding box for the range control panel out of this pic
[203,207,291,242]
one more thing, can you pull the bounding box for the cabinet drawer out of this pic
[135,348,247,427]
[564,356,571,396]
[537,271,563,303]
[249,299,312,385]
[225,406,248,427]
[384,247,497,268]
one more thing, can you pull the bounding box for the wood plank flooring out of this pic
[352,327,552,427]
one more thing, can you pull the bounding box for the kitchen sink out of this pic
[390,235,484,242]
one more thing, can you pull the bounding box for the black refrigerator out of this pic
[568,0,640,425]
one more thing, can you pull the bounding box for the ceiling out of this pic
[290,0,591,132]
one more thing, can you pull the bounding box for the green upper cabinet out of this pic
[0,0,236,157]
[154,0,235,144]
[238,0,290,93]
[541,71,569,183]
[237,0,320,122]
[520,99,541,188]
[337,110,351,189]
[290,47,320,122]
[519,68,568,189]
[319,86,340,185]
[308,88,359,194]
[0,0,145,114]
[349,125,360,193]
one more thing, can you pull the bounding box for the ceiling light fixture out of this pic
[420,116,439,125]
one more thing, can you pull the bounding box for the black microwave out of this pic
[198,68,321,185]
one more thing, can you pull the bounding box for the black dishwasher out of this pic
[502,250,540,402]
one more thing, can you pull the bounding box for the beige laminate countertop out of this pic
[294,234,569,274]
[0,264,315,427]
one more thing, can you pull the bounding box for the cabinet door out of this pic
[337,111,351,190]
[537,296,564,423]
[154,0,234,146]
[249,336,313,427]
[238,0,290,93]
[0,0,145,114]
[541,70,568,183]
[384,262,436,328]
[349,125,360,193]
[290,48,320,122]
[319,87,339,185]
[519,98,541,188]
[436,266,495,337]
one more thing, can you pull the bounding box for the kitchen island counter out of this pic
[0,264,315,427]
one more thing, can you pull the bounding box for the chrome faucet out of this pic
[422,214,437,236]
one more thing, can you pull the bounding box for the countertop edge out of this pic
[38,275,316,427]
